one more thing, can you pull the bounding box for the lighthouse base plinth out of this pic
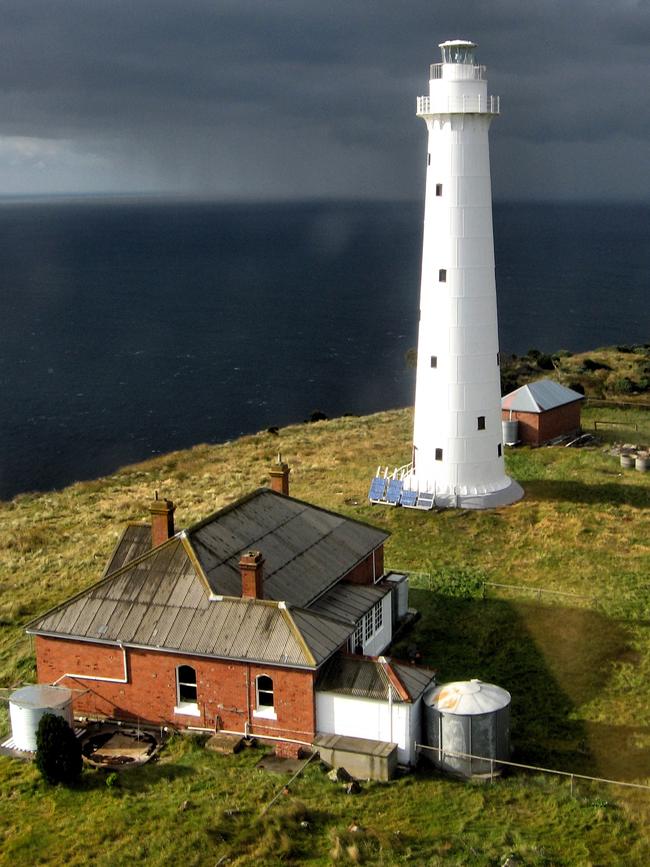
[431,478,524,510]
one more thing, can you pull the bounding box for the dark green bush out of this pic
[582,358,612,373]
[35,713,82,785]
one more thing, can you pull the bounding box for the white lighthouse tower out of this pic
[370,39,522,510]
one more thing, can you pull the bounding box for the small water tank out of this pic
[423,679,510,779]
[502,420,519,446]
[9,685,74,752]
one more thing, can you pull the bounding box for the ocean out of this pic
[0,198,648,500]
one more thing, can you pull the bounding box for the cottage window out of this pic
[430,355,437,368]
[364,610,374,642]
[436,183,443,196]
[254,674,277,720]
[174,665,200,717]
[438,269,447,282]
[256,675,274,708]
[351,622,363,653]
[478,416,486,431]
[427,153,431,166]
[498,443,502,457]
[374,601,383,632]
[435,448,443,461]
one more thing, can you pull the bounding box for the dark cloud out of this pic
[0,0,649,199]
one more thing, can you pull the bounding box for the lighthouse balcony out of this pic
[430,63,486,81]
[417,94,500,116]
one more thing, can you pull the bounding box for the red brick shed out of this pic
[501,379,584,446]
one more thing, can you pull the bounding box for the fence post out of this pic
[570,774,574,798]
[490,758,494,783]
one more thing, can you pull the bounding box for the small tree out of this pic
[35,713,82,785]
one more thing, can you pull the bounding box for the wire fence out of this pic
[416,742,650,797]
[398,568,601,610]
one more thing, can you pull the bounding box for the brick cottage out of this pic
[27,466,434,760]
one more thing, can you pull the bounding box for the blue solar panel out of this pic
[385,479,403,505]
[400,489,418,507]
[368,478,387,502]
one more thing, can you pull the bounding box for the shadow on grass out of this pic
[394,589,636,780]
[79,758,195,791]
[523,479,649,507]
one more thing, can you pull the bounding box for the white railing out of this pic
[375,462,413,482]
[430,63,486,80]
[416,94,500,116]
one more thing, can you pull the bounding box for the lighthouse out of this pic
[370,39,523,510]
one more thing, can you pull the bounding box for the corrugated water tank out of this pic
[502,420,519,446]
[9,684,74,752]
[423,679,510,779]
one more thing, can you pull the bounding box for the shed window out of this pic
[478,416,486,431]
[256,675,274,709]
[176,665,197,705]
[435,448,443,461]
[430,355,437,368]
[438,269,446,283]
[498,443,502,457]
[436,183,443,196]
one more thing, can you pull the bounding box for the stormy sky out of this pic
[1,0,649,201]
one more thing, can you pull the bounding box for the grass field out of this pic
[0,399,649,864]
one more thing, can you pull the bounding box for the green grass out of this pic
[1,736,648,865]
[1,400,650,863]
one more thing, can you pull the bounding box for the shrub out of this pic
[610,377,637,395]
[581,358,612,373]
[536,353,555,370]
[567,382,585,395]
[35,713,82,785]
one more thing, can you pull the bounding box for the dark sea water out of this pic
[0,198,648,500]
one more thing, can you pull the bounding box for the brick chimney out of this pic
[239,550,264,599]
[149,493,175,548]
[270,454,290,496]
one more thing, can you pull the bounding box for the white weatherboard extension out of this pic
[373,40,522,510]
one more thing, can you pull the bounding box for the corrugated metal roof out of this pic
[27,537,351,668]
[187,489,388,608]
[316,656,436,702]
[308,582,390,625]
[103,524,151,577]
[501,379,584,413]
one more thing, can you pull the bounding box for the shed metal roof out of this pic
[501,379,584,414]
[186,489,388,607]
[316,655,436,702]
[27,537,352,668]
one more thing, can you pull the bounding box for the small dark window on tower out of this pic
[438,269,446,282]
[427,153,431,166]
[478,416,486,431]
[496,352,500,366]
[430,355,437,368]
[436,183,443,196]
[435,448,443,461]
[497,443,502,457]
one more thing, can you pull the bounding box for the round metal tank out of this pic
[502,420,519,446]
[423,679,511,779]
[9,685,74,752]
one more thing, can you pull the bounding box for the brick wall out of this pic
[35,635,316,745]
[342,546,384,585]
[501,401,581,446]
